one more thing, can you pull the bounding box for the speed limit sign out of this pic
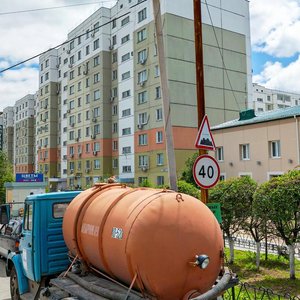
[193,155,220,189]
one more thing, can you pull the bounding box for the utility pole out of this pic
[194,0,208,204]
[152,0,178,191]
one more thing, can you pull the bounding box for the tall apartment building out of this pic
[251,83,300,112]
[14,95,35,173]
[0,113,3,151]
[36,0,251,189]
[2,107,14,163]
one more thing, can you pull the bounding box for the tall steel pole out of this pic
[194,0,208,204]
[152,0,178,191]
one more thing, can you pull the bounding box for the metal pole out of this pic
[194,0,208,204]
[152,0,178,191]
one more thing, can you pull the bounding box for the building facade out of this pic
[2,0,251,189]
[251,83,300,112]
[2,107,15,163]
[14,95,36,174]
[211,107,300,183]
[36,0,252,189]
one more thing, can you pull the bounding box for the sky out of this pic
[0,0,299,111]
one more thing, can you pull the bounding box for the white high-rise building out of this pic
[33,0,253,189]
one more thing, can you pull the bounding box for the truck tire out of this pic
[10,266,21,300]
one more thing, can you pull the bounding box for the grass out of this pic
[225,248,300,297]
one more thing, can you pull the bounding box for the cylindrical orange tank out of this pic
[63,183,223,300]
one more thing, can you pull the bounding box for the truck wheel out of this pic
[10,266,21,300]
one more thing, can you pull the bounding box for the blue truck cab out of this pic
[6,191,81,300]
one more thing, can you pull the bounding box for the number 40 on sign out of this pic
[193,155,220,189]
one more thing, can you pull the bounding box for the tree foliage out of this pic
[180,152,198,187]
[177,180,200,199]
[209,176,257,263]
[253,170,300,279]
[0,151,14,204]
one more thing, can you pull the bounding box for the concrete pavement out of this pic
[0,259,10,300]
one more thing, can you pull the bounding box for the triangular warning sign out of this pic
[195,115,216,150]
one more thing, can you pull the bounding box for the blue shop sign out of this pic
[16,173,44,183]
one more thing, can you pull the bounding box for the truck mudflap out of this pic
[190,268,238,300]
[9,253,29,295]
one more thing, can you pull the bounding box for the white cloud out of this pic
[253,56,300,94]
[0,67,39,107]
[0,0,116,111]
[250,0,300,57]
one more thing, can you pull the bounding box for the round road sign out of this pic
[193,155,220,189]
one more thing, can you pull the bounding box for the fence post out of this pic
[231,285,235,300]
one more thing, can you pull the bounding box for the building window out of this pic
[137,28,147,42]
[156,108,163,121]
[121,16,130,26]
[112,35,117,45]
[113,122,118,133]
[137,49,147,64]
[94,159,100,169]
[122,90,130,98]
[122,108,131,117]
[269,140,281,158]
[157,176,164,186]
[93,107,100,117]
[138,133,148,145]
[121,52,130,62]
[138,155,148,167]
[86,45,90,55]
[112,158,118,169]
[122,71,130,80]
[112,105,118,115]
[94,22,99,33]
[156,131,163,143]
[112,70,118,80]
[138,8,147,22]
[216,147,224,161]
[94,73,100,83]
[93,39,99,50]
[112,19,117,29]
[240,144,250,160]
[121,34,130,44]
[138,91,147,104]
[93,56,100,66]
[154,65,160,77]
[94,124,100,135]
[112,52,117,63]
[122,146,131,154]
[113,140,118,151]
[156,153,164,165]
[94,90,100,101]
[78,51,82,61]
[122,127,131,135]
[122,166,132,173]
[138,70,147,84]
[138,112,148,124]
[155,86,161,99]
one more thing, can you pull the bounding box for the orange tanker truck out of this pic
[2,183,237,300]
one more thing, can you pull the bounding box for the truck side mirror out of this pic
[0,204,10,225]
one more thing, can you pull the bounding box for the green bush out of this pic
[177,180,200,198]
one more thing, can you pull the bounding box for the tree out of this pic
[177,180,200,199]
[209,176,257,264]
[180,152,198,187]
[253,170,300,279]
[0,151,14,204]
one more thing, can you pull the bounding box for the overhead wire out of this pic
[0,1,116,16]
[0,0,147,74]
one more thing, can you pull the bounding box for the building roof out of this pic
[212,106,300,130]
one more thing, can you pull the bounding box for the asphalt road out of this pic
[0,259,10,300]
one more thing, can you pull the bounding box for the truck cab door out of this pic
[19,202,35,281]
